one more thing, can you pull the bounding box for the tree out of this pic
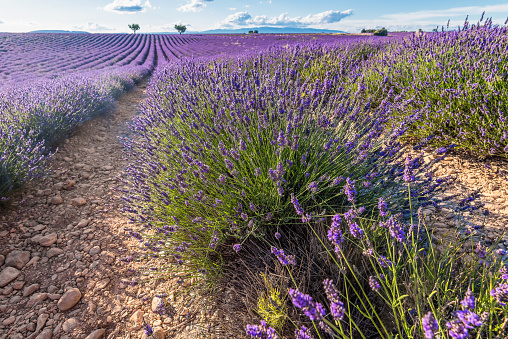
[373,27,388,36]
[175,24,187,35]
[128,23,140,34]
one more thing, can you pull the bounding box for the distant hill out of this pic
[29,30,90,34]
[197,27,347,34]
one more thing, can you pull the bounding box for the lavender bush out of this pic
[123,43,443,289]
[360,18,508,157]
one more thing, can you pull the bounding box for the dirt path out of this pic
[0,80,210,339]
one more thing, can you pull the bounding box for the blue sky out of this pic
[0,0,507,33]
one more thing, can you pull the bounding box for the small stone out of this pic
[12,281,24,290]
[25,256,40,267]
[5,250,30,269]
[95,278,110,290]
[103,165,114,171]
[57,288,81,311]
[87,302,97,314]
[89,246,101,256]
[77,219,90,228]
[85,329,106,339]
[63,180,76,190]
[3,285,13,294]
[0,267,20,287]
[152,296,162,312]
[36,190,45,197]
[48,293,61,300]
[27,293,48,307]
[128,309,143,330]
[39,233,58,247]
[36,328,53,339]
[70,198,86,206]
[27,322,36,331]
[47,248,64,258]
[36,313,49,332]
[0,254,4,266]
[2,315,15,325]
[50,196,63,205]
[23,283,40,297]
[62,317,79,332]
[112,305,122,314]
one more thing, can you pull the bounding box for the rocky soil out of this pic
[416,151,508,252]
[0,81,213,339]
[1,78,508,339]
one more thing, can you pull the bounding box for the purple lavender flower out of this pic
[233,244,241,252]
[323,279,345,321]
[349,222,364,238]
[307,181,318,194]
[378,197,387,217]
[403,157,415,182]
[421,312,439,339]
[500,266,508,280]
[490,283,508,305]
[245,320,279,339]
[344,177,356,203]
[456,310,482,329]
[378,255,392,268]
[271,246,296,265]
[461,289,475,310]
[327,214,343,252]
[386,215,405,243]
[369,276,380,291]
[144,324,153,336]
[295,326,314,339]
[302,214,312,223]
[210,232,219,249]
[274,232,281,239]
[446,319,468,339]
[288,289,325,321]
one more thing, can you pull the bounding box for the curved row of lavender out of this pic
[122,21,508,339]
[0,32,371,198]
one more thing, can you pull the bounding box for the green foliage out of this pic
[257,274,288,331]
[128,23,140,34]
[373,27,388,36]
[174,24,187,34]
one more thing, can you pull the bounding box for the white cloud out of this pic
[0,20,3,24]
[219,9,353,28]
[73,22,114,31]
[103,0,152,14]
[178,0,213,12]
[382,3,508,20]
[229,7,236,10]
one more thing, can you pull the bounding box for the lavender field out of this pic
[0,32,371,198]
[123,21,508,339]
[1,19,508,339]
